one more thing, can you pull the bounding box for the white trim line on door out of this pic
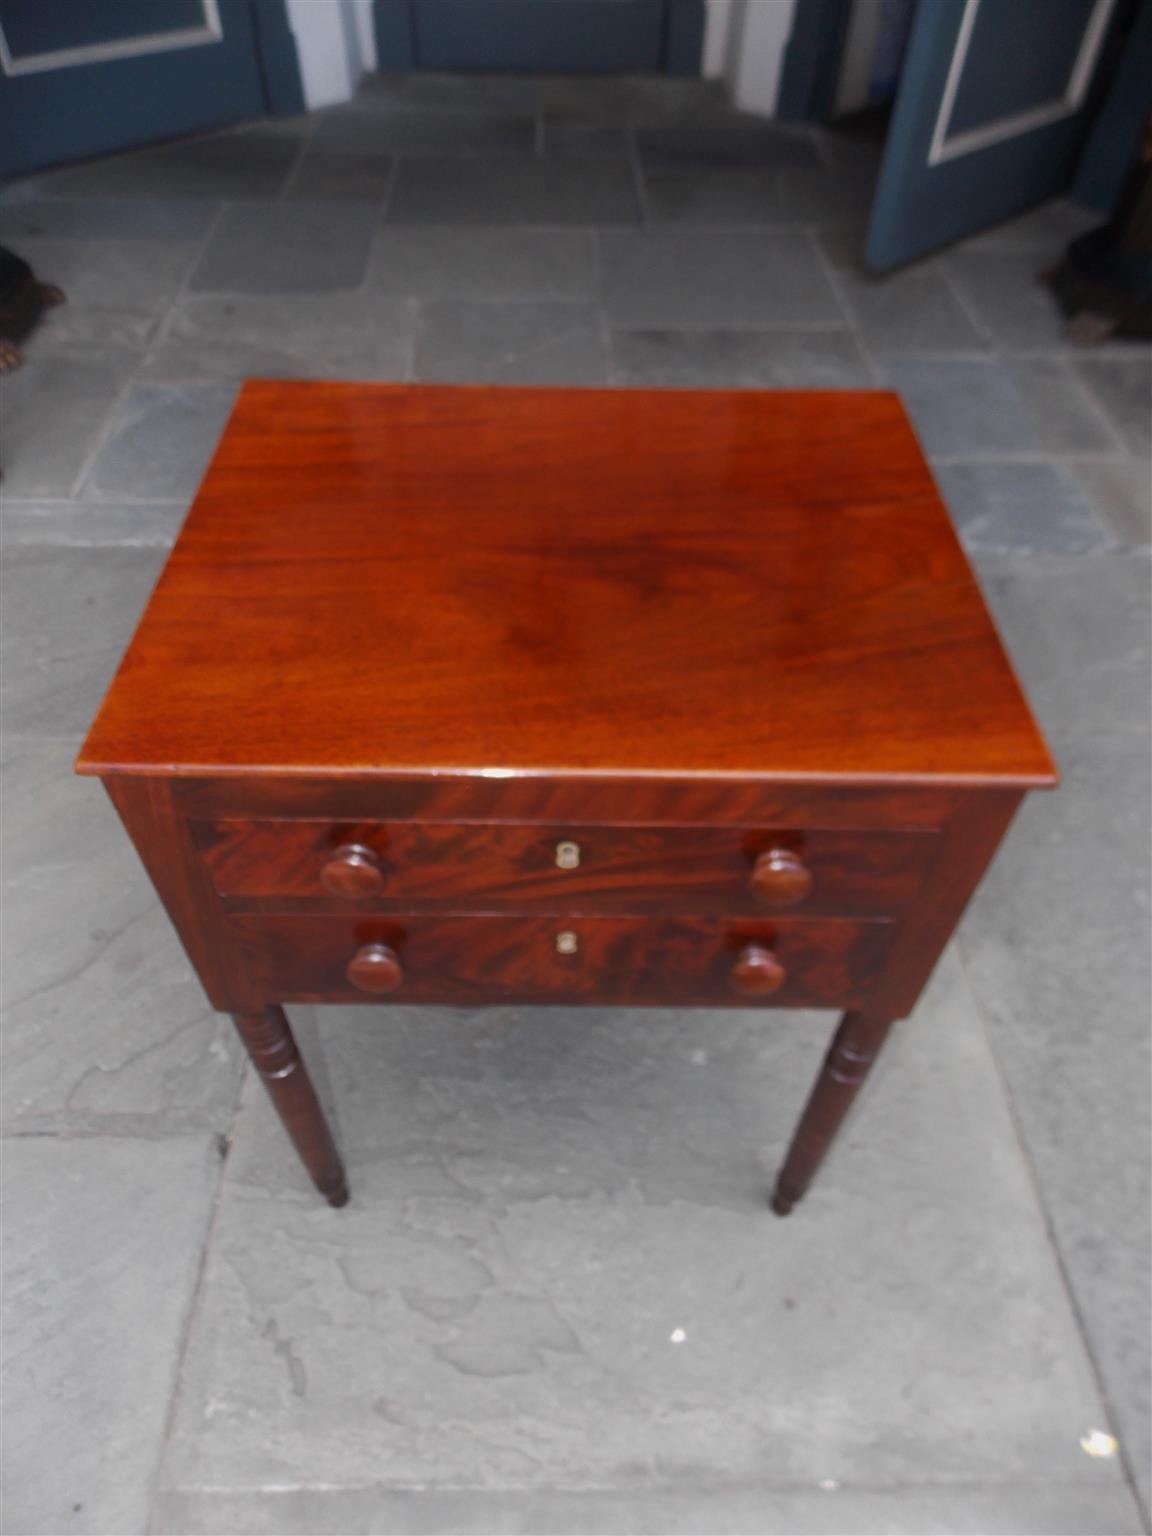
[927,0,1117,167]
[0,0,223,77]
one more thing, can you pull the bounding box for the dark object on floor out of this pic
[1043,114,1152,343]
[0,244,66,372]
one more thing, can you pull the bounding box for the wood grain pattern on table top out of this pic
[76,382,1056,786]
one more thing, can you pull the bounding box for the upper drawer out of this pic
[193,819,935,917]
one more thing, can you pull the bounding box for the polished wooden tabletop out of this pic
[77,382,1055,787]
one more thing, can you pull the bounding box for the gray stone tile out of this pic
[153,1482,1145,1536]
[0,352,132,497]
[24,302,159,355]
[415,301,608,384]
[636,114,821,170]
[0,499,187,547]
[972,549,1150,752]
[963,550,1151,1516]
[600,229,841,329]
[163,954,1116,1498]
[0,197,219,241]
[2,1134,220,1536]
[1067,457,1151,547]
[388,159,639,226]
[944,248,1074,350]
[541,118,633,159]
[641,168,781,226]
[189,202,378,293]
[355,71,540,115]
[1073,357,1152,457]
[814,127,886,174]
[313,109,534,158]
[0,737,244,1131]
[7,235,198,317]
[284,150,395,204]
[371,226,597,302]
[776,165,875,228]
[140,293,415,382]
[537,75,725,127]
[41,130,301,200]
[934,463,1113,553]
[0,543,157,737]
[824,258,988,356]
[961,198,1099,252]
[80,381,237,501]
[882,357,1121,458]
[611,328,873,388]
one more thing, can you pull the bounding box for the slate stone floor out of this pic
[1,75,1149,1536]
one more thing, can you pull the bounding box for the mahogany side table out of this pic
[76,383,1056,1213]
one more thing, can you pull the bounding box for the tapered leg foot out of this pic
[770,1010,894,1215]
[231,1006,348,1206]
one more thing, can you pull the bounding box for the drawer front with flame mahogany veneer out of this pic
[228,911,894,1009]
[193,817,935,918]
[78,383,1056,1215]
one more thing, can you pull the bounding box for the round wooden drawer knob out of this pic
[346,942,404,994]
[322,843,384,897]
[749,848,812,907]
[730,943,786,997]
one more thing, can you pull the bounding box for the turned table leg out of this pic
[231,1006,349,1207]
[771,1010,894,1216]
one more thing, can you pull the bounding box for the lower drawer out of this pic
[230,913,894,1009]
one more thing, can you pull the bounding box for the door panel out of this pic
[0,0,210,61]
[865,0,1126,270]
[376,0,703,74]
[0,0,273,177]
[417,0,665,71]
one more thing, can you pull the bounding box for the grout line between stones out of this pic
[808,230,887,386]
[626,127,649,226]
[61,201,227,499]
[936,254,998,350]
[144,1063,252,1536]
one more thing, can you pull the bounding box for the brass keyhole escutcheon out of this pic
[555,930,579,955]
[555,840,581,870]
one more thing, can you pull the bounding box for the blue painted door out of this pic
[0,0,273,177]
[866,0,1128,270]
[377,0,703,73]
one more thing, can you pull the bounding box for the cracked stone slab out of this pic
[1,1134,221,1535]
[160,953,1122,1504]
[1,738,243,1133]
